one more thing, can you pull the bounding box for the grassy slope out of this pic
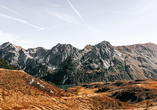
[0,69,93,110]
[1,68,157,109]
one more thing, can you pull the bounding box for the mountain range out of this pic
[0,41,157,85]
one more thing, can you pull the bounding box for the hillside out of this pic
[114,43,157,80]
[1,69,157,109]
[0,69,93,110]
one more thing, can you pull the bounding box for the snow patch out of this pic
[62,75,69,85]
[46,55,50,63]
[29,48,37,53]
[115,50,124,61]
[23,66,26,71]
[113,67,118,73]
[50,90,54,94]
[83,57,89,63]
[11,53,19,64]
[103,61,110,69]
[1,42,11,49]
[48,64,57,70]
[38,57,44,63]
[40,84,45,88]
[23,50,33,59]
[48,66,52,69]
[29,78,34,84]
[93,63,98,68]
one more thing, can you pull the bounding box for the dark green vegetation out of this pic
[57,85,77,90]
[0,57,20,70]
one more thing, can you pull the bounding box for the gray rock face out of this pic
[81,41,115,68]
[26,47,48,60]
[0,42,30,65]
[0,42,48,77]
[37,43,80,68]
[0,42,81,77]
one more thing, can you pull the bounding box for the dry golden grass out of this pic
[67,79,157,109]
[0,69,93,110]
[1,69,157,110]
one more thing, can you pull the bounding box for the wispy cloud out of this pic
[139,2,155,13]
[85,25,95,35]
[67,0,83,21]
[0,31,12,41]
[0,13,44,30]
[45,8,79,24]
[0,5,22,16]
[0,31,32,44]
[66,0,95,35]
[44,2,98,35]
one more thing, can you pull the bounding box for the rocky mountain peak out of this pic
[79,45,93,57]
[93,40,115,60]
[39,43,80,68]
[83,44,93,52]
[79,40,115,70]
[0,42,24,52]
[54,43,74,49]
[26,47,47,59]
[0,42,14,50]
[81,40,115,62]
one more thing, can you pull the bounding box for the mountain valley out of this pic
[1,41,157,109]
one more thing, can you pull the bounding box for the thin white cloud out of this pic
[91,28,101,33]
[67,0,83,21]
[66,0,95,35]
[0,5,22,16]
[0,31,12,41]
[139,2,155,13]
[45,8,79,24]
[85,25,95,35]
[140,5,150,12]
[0,31,32,45]
[0,13,44,30]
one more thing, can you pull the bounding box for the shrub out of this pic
[118,102,122,106]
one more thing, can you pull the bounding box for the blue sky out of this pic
[0,0,157,49]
